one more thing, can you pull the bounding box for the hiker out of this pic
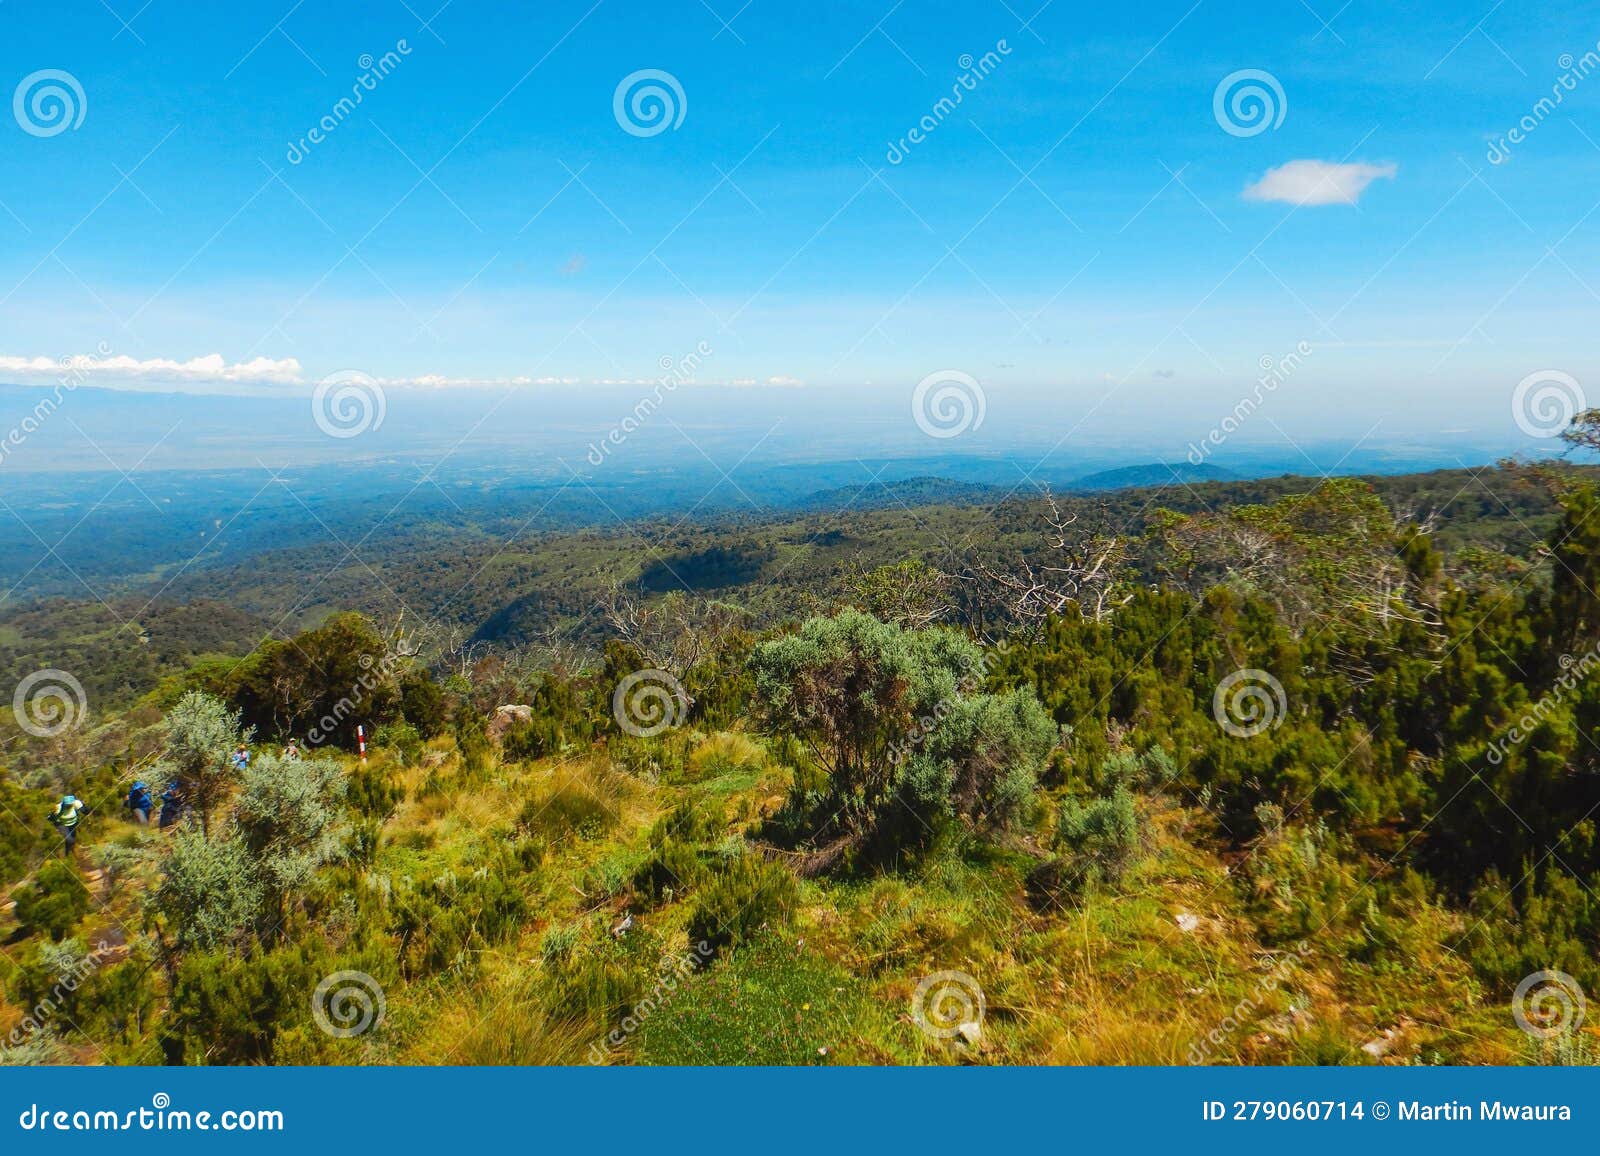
[231,743,251,772]
[282,739,300,760]
[49,795,86,852]
[124,781,153,825]
[159,782,185,830]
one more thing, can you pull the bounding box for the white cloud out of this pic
[1243,160,1397,206]
[0,352,303,384]
[0,351,805,392]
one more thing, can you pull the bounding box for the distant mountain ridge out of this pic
[797,462,1241,511]
[1065,462,1241,491]
[798,476,1004,511]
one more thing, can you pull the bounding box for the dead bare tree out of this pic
[603,587,749,680]
[442,624,491,682]
[963,490,1134,634]
[507,624,588,683]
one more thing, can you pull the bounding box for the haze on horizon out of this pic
[1,1,1596,474]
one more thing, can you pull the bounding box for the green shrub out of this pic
[400,672,449,739]
[501,717,563,763]
[1057,786,1138,867]
[64,948,157,1051]
[749,610,1053,854]
[688,854,798,959]
[151,828,264,952]
[1027,786,1139,908]
[1098,747,1178,792]
[14,861,91,941]
[648,797,725,846]
[348,761,403,820]
[0,779,49,888]
[454,713,493,777]
[372,720,422,765]
[158,691,249,834]
[580,852,633,900]
[391,863,528,978]
[632,839,703,904]
[347,818,382,866]
[163,941,386,1064]
[9,938,100,1031]
[544,927,663,1030]
[225,753,349,941]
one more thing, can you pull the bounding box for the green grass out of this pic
[640,933,910,1065]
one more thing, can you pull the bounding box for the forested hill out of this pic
[0,462,1577,713]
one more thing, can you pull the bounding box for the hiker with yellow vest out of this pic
[49,794,86,852]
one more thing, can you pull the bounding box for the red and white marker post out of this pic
[357,724,367,765]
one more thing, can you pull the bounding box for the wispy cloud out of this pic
[403,374,581,388]
[1243,160,1397,206]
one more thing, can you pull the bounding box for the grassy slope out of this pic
[410,737,1539,1065]
[132,732,1556,1064]
[0,723,1556,1065]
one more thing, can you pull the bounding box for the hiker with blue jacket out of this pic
[125,781,153,824]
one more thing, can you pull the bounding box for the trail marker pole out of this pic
[358,724,367,765]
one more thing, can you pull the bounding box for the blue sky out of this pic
[3,0,1600,452]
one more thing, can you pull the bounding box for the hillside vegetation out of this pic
[2,462,1598,1065]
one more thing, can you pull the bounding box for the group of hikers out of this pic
[46,739,304,854]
